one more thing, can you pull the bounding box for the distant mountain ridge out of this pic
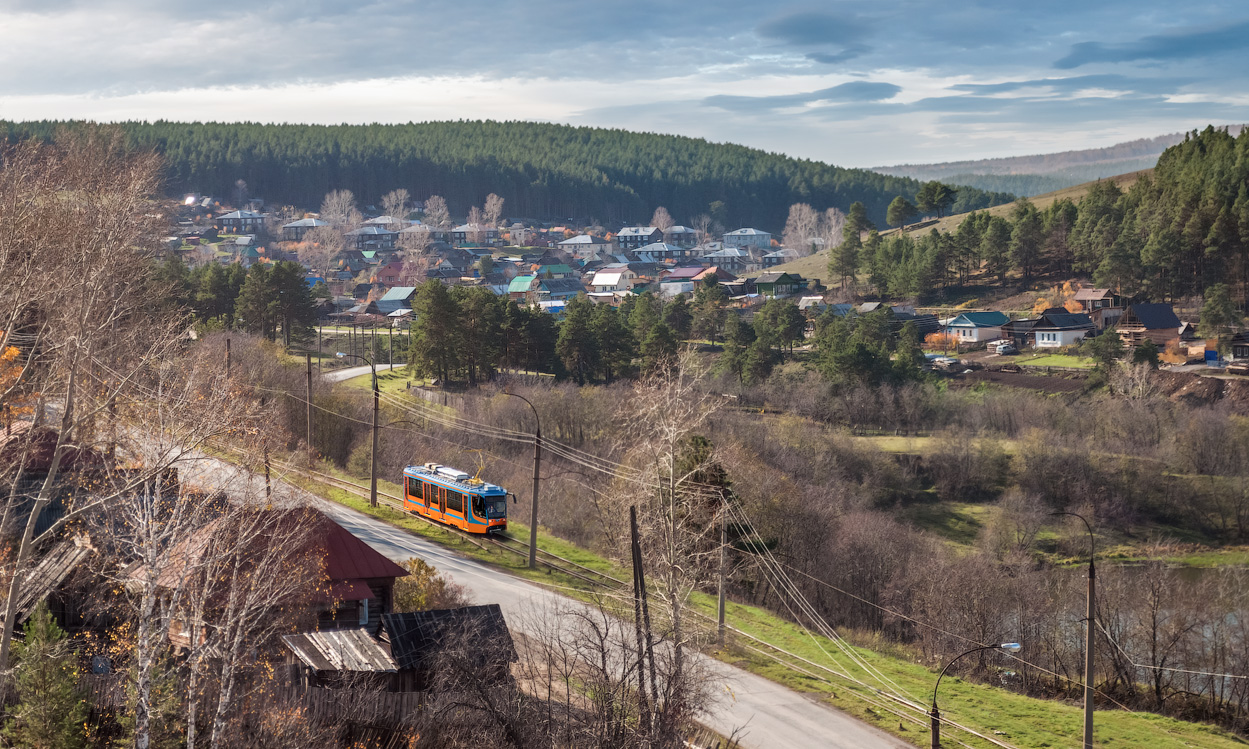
[873,126,1245,196]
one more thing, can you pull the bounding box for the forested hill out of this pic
[0,120,1012,228]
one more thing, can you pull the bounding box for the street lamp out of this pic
[336,352,379,507]
[931,642,1022,749]
[1053,510,1096,749]
[501,391,541,570]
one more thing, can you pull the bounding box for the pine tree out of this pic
[3,602,88,749]
[556,295,600,384]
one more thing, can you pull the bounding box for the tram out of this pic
[402,463,510,535]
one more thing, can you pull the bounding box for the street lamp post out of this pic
[336,352,379,507]
[501,391,541,569]
[931,642,1021,749]
[1054,510,1096,749]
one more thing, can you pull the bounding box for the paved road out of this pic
[187,455,907,749]
[323,363,399,383]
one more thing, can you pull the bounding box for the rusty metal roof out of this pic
[283,628,396,672]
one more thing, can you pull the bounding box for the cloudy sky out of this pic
[2,1,1247,167]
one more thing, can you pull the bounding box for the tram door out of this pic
[436,486,446,519]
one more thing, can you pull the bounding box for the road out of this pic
[185,454,907,749]
[323,363,399,383]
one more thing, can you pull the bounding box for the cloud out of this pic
[950,74,1190,96]
[756,10,869,46]
[703,81,901,112]
[1055,20,1249,68]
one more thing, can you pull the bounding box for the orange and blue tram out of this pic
[402,463,510,534]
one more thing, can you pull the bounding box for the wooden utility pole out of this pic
[629,505,652,730]
[369,365,379,507]
[718,499,727,647]
[631,506,659,709]
[263,441,271,501]
[225,338,231,378]
[305,353,313,453]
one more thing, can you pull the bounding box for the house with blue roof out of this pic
[944,311,1010,343]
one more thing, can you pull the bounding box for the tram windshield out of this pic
[486,498,508,518]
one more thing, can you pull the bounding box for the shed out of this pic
[382,604,515,686]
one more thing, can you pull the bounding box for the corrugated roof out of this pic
[508,275,537,293]
[592,271,625,286]
[383,604,515,671]
[1073,288,1112,301]
[283,218,328,228]
[617,226,659,236]
[1034,312,1094,330]
[283,628,396,672]
[949,311,1010,327]
[379,286,417,302]
[725,227,769,236]
[318,512,409,581]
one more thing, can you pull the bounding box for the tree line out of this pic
[0,119,1013,230]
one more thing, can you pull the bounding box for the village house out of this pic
[451,223,500,246]
[762,248,800,268]
[1032,309,1095,348]
[662,225,700,248]
[944,311,1010,343]
[753,272,806,298]
[635,241,699,264]
[1073,288,1124,330]
[723,227,772,253]
[702,247,756,273]
[216,209,267,234]
[557,234,611,258]
[589,266,638,293]
[346,225,398,251]
[282,217,329,242]
[615,226,663,251]
[1114,303,1182,347]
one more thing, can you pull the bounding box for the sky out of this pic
[1,1,1247,168]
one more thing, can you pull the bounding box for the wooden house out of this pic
[1115,303,1181,347]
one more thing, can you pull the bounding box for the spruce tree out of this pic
[3,602,88,749]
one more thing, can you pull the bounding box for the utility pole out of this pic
[631,505,659,710]
[629,505,652,731]
[529,423,541,569]
[1054,511,1096,749]
[370,365,379,507]
[263,441,271,501]
[502,392,542,569]
[718,496,727,648]
[305,353,313,453]
[225,337,231,378]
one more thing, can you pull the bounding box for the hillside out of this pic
[0,120,1013,230]
[874,126,1243,196]
[756,168,1151,282]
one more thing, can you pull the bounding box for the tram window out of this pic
[446,490,463,513]
[488,498,507,518]
[471,495,485,519]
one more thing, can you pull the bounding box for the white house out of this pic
[944,311,1010,343]
[1032,310,1095,348]
[589,268,637,293]
[558,234,611,258]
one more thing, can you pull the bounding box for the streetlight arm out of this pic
[933,643,1021,710]
[1051,510,1094,568]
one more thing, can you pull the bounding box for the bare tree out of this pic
[320,189,361,229]
[424,195,450,229]
[484,193,505,227]
[264,204,300,238]
[467,205,486,244]
[650,207,674,232]
[691,214,712,246]
[299,225,344,279]
[820,207,847,251]
[381,188,411,227]
[781,203,819,254]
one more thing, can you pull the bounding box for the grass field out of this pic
[1017,354,1094,369]
[282,458,1246,749]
